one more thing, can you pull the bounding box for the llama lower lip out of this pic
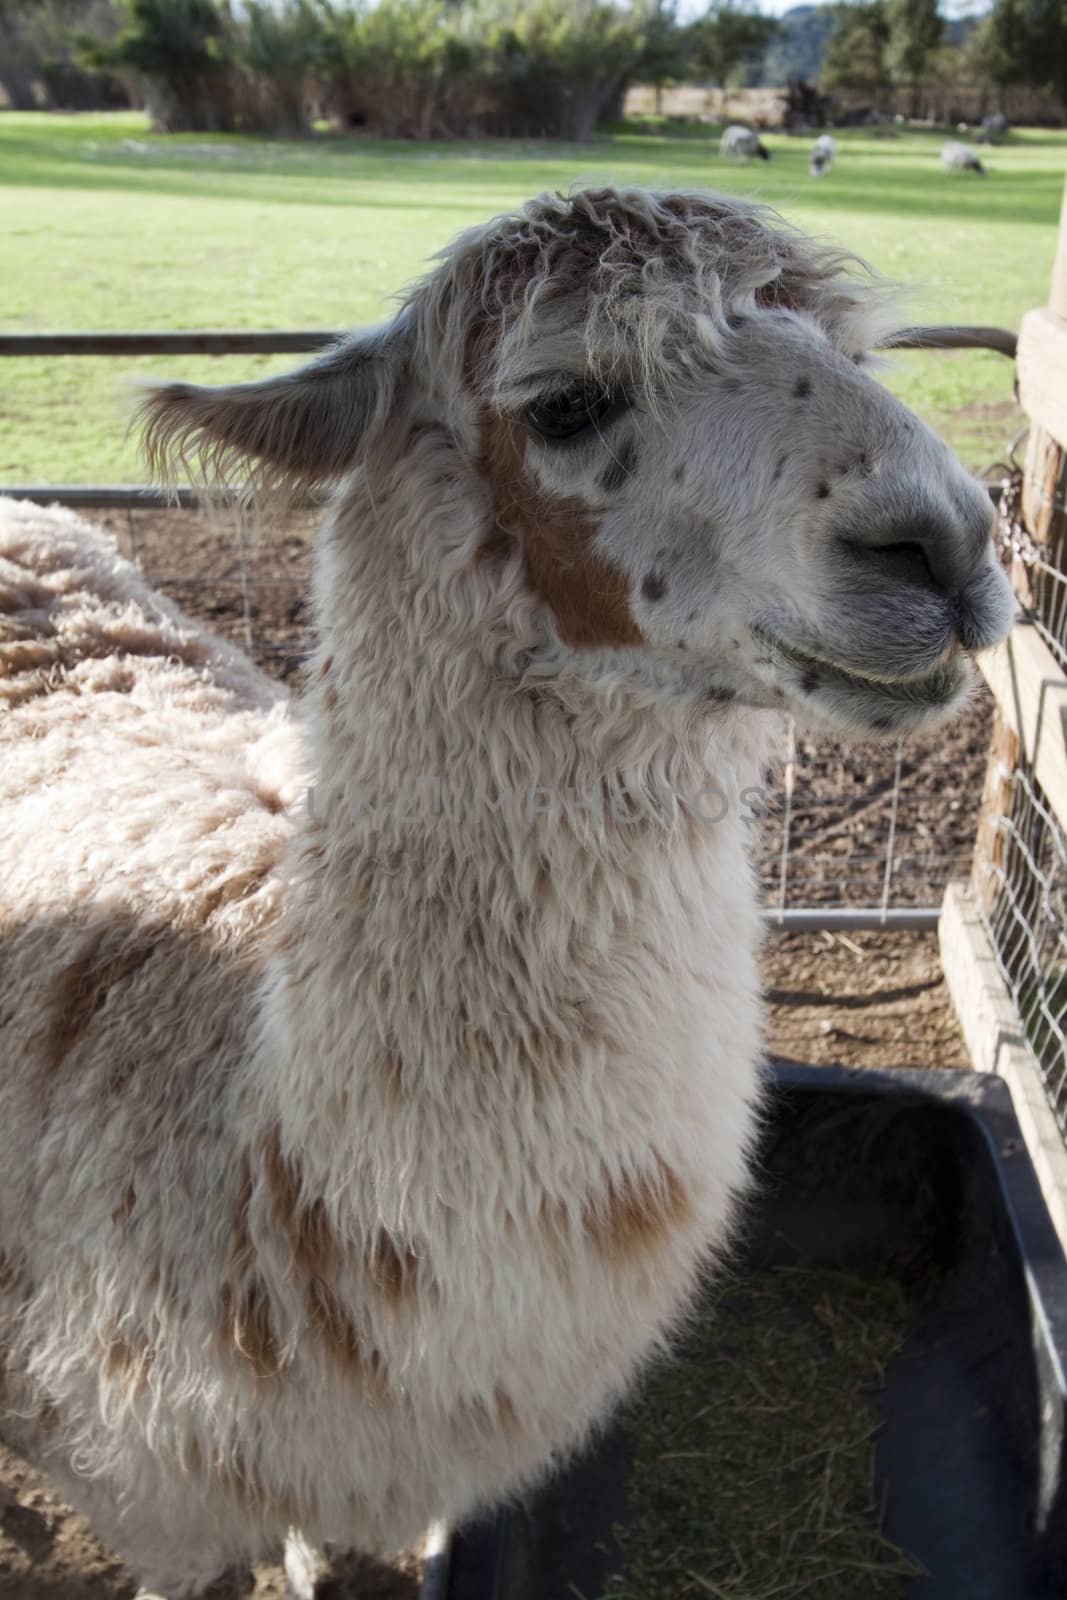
[765,634,968,709]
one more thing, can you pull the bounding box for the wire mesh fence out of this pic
[976,758,1067,1135]
[969,455,1067,1136]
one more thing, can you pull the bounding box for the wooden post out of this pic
[1019,176,1067,589]
[972,712,1019,915]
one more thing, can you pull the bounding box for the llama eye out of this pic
[524,381,622,442]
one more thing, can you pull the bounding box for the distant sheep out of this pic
[980,112,1008,144]
[809,134,836,178]
[942,140,986,175]
[720,124,770,161]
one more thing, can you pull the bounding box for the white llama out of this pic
[0,186,1013,1598]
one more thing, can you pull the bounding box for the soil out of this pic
[1,504,988,1594]
[0,1442,421,1600]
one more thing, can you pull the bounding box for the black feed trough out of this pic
[426,1062,1067,1600]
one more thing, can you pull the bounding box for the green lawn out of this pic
[1,110,1064,483]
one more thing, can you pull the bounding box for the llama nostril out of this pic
[846,537,938,588]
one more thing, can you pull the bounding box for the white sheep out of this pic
[0,185,1013,1598]
[809,133,837,178]
[720,123,770,161]
[942,139,986,175]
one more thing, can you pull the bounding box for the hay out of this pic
[596,1266,922,1600]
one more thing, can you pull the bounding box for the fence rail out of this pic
[0,331,341,357]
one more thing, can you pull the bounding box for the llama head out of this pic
[140,186,1012,737]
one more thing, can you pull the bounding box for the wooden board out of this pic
[978,621,1067,834]
[1018,306,1067,457]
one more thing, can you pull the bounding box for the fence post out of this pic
[971,714,1018,915]
[1020,175,1067,577]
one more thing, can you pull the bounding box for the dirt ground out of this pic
[0,1445,422,1599]
[0,505,987,1595]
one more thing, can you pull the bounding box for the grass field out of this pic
[1,110,1064,483]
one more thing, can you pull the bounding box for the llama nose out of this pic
[845,491,994,596]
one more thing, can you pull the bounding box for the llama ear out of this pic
[138,322,405,499]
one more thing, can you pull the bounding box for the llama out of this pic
[809,133,836,178]
[720,124,770,161]
[0,186,1013,1598]
[942,139,986,175]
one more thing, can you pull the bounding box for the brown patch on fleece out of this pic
[112,1184,137,1229]
[221,1157,282,1379]
[196,844,284,924]
[453,1386,521,1449]
[478,410,642,650]
[42,936,158,1071]
[263,1123,341,1281]
[213,1445,305,1527]
[221,1276,281,1380]
[366,1229,420,1307]
[380,1051,408,1106]
[583,1157,691,1262]
[307,1279,387,1394]
[102,1331,154,1396]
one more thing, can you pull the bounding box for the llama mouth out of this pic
[761,634,970,723]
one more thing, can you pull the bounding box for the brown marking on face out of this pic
[42,938,157,1070]
[366,1229,419,1307]
[38,1401,59,1436]
[478,410,642,650]
[583,1157,691,1262]
[263,1123,341,1282]
[319,655,334,679]
[307,1279,386,1395]
[324,684,339,715]
[112,1184,136,1229]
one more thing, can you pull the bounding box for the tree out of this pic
[820,0,890,97]
[975,0,1067,118]
[762,5,836,85]
[0,0,124,110]
[688,0,778,89]
[84,0,238,130]
[633,0,686,113]
[885,0,941,112]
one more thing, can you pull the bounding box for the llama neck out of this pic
[256,441,769,1164]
